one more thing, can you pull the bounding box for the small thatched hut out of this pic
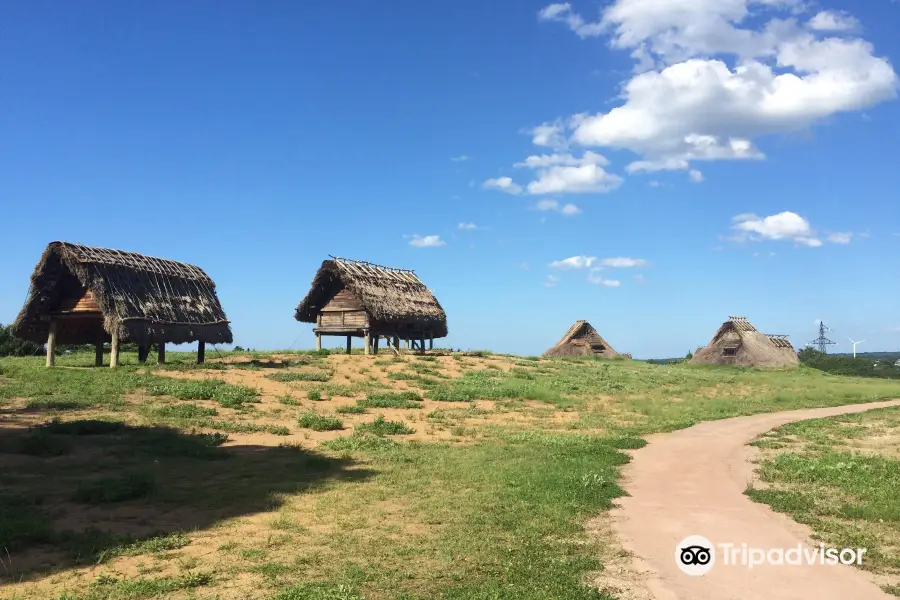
[690,316,798,368]
[11,242,232,367]
[543,320,625,358]
[294,256,448,354]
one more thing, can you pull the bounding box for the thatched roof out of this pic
[294,257,448,337]
[543,320,623,358]
[11,242,232,346]
[690,316,798,368]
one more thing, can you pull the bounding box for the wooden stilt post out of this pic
[364,331,371,355]
[373,336,380,355]
[429,334,433,350]
[405,339,410,350]
[157,342,166,365]
[346,336,352,355]
[315,333,322,351]
[420,332,426,353]
[197,341,206,364]
[110,331,119,369]
[393,336,399,351]
[46,319,57,367]
[138,345,148,364]
[95,342,104,367]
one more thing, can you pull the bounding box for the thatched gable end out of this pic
[11,242,232,346]
[543,320,624,358]
[690,316,798,368]
[294,258,448,338]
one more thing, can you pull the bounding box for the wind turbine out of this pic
[847,337,865,359]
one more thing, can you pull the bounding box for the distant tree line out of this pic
[798,347,900,379]
[0,323,43,357]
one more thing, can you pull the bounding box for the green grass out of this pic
[354,415,414,436]
[59,571,213,599]
[268,370,333,383]
[335,405,367,415]
[298,412,344,431]
[5,353,900,599]
[747,406,900,581]
[357,391,422,410]
[73,472,157,504]
[146,378,259,408]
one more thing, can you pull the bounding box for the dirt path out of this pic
[611,399,900,600]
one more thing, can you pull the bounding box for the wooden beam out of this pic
[110,331,119,369]
[346,335,352,355]
[95,342,104,367]
[157,343,166,365]
[315,333,322,351]
[137,345,148,364]
[197,341,206,364]
[45,319,57,367]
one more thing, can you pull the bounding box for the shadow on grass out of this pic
[0,418,374,584]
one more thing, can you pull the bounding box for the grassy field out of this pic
[2,349,900,600]
[748,406,900,596]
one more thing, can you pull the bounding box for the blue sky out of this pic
[2,0,899,358]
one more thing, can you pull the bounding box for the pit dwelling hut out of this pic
[543,320,627,358]
[11,242,232,367]
[690,316,798,368]
[294,256,448,354]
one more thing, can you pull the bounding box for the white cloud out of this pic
[458,222,478,230]
[549,255,597,269]
[599,257,648,268]
[544,274,560,288]
[451,155,470,162]
[560,203,582,216]
[529,121,569,150]
[728,211,853,247]
[550,255,646,269]
[513,151,621,195]
[537,1,897,174]
[587,269,622,287]
[689,169,704,183]
[514,151,609,169]
[827,232,853,244]
[808,11,859,32]
[535,198,583,216]
[527,163,623,194]
[538,3,605,39]
[483,177,523,195]
[408,235,446,248]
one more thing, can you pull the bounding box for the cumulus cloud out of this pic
[808,11,859,32]
[599,257,648,268]
[458,222,478,230]
[513,151,621,195]
[482,177,523,195]
[549,255,597,269]
[728,211,851,247]
[408,235,446,248]
[587,269,622,287]
[530,121,569,150]
[537,1,897,175]
[827,232,853,244]
[535,198,582,216]
[689,169,704,183]
[550,255,647,269]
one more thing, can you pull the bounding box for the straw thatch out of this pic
[294,257,448,338]
[543,320,624,358]
[11,242,232,346]
[690,316,798,368]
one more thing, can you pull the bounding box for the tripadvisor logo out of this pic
[675,535,867,576]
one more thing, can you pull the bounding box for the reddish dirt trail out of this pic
[611,399,900,600]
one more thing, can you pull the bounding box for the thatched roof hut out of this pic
[11,242,231,367]
[295,257,447,354]
[543,320,626,358]
[690,316,798,368]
